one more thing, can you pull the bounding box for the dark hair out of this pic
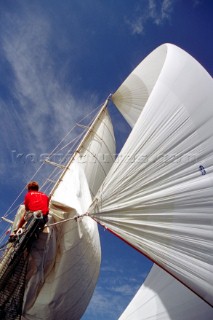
[27,181,39,191]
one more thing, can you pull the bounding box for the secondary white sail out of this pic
[23,163,98,320]
[22,103,116,319]
[90,44,213,306]
[74,107,116,198]
[119,264,213,320]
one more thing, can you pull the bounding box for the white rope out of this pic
[44,213,90,228]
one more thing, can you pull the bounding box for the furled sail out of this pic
[90,44,213,306]
[119,264,213,320]
[21,102,116,319]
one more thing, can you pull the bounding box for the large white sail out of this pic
[119,264,213,320]
[90,44,213,306]
[22,104,116,319]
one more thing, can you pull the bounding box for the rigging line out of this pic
[79,146,109,177]
[1,103,104,223]
[3,158,47,218]
[2,107,102,217]
[4,145,66,218]
[43,134,84,185]
[50,98,111,196]
[51,104,103,156]
[44,105,101,159]
[87,117,116,163]
[49,126,86,155]
[45,135,82,172]
[41,131,85,190]
[75,123,90,129]
[0,241,8,251]
[44,212,89,228]
[41,105,104,191]
[90,214,213,308]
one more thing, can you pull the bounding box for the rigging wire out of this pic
[0,102,105,242]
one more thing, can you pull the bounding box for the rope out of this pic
[1,104,103,222]
[44,212,90,228]
[0,242,8,252]
[0,100,110,247]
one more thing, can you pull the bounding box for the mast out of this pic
[50,96,111,197]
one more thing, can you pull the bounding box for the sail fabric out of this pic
[52,107,115,209]
[119,264,213,320]
[112,45,167,127]
[23,107,116,319]
[23,163,101,320]
[50,162,93,214]
[74,107,116,198]
[90,44,213,306]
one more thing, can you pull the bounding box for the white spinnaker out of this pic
[112,44,167,127]
[23,106,116,319]
[91,44,213,306]
[119,264,213,320]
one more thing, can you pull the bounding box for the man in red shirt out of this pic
[17,181,49,229]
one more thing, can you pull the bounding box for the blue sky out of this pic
[0,0,212,319]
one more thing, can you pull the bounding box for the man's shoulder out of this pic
[39,191,49,199]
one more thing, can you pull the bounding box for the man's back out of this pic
[24,191,49,215]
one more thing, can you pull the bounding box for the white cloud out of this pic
[0,4,98,157]
[0,3,100,188]
[126,16,145,35]
[82,258,149,319]
[159,0,173,22]
[149,0,173,25]
[126,0,173,35]
[83,285,129,320]
[192,0,202,7]
[111,283,138,295]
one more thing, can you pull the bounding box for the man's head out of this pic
[27,181,39,191]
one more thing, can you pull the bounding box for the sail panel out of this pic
[74,108,116,198]
[24,163,101,319]
[119,264,213,320]
[112,45,167,126]
[91,44,213,305]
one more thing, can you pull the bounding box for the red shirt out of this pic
[24,191,49,215]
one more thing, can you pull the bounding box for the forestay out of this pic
[90,44,213,306]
